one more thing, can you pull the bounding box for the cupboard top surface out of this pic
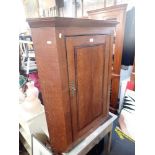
[27,17,118,28]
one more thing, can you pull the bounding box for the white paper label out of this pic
[89,38,94,42]
[46,41,52,44]
[59,33,62,38]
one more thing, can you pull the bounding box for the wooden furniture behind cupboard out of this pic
[28,17,117,153]
[87,4,127,113]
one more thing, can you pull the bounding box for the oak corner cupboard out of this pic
[27,17,117,153]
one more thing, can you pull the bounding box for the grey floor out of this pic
[87,119,135,155]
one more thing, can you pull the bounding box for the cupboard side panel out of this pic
[30,27,70,152]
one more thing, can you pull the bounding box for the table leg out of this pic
[104,125,113,155]
[107,130,112,153]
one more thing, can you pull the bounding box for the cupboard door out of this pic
[66,35,111,141]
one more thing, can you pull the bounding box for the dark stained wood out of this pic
[27,17,117,153]
[27,16,118,28]
[87,4,127,113]
[56,27,115,36]
[65,35,111,141]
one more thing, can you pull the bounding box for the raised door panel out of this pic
[65,35,111,141]
[76,45,104,130]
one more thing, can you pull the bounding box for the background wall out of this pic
[19,0,135,33]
